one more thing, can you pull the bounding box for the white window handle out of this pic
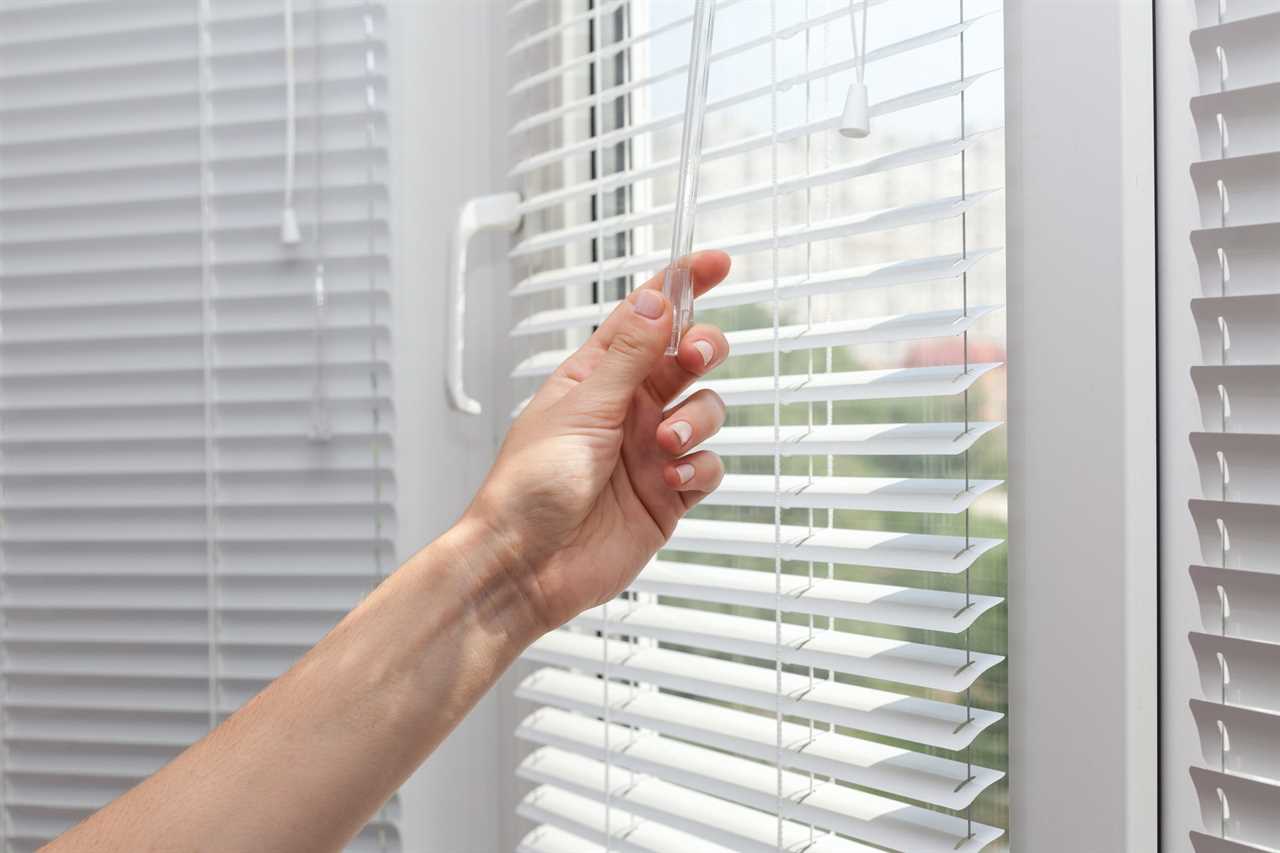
[448,192,522,414]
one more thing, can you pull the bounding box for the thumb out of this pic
[574,289,671,420]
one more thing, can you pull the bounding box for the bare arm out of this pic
[43,251,732,853]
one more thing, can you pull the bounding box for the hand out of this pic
[46,253,733,853]
[463,251,732,632]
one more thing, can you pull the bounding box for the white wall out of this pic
[385,2,520,849]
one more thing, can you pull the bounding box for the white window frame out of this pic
[1005,1,1158,851]
[389,0,1165,849]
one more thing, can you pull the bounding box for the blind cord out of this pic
[839,0,870,137]
[196,0,220,738]
[282,0,302,245]
[848,0,868,83]
[309,0,331,442]
[589,5,614,849]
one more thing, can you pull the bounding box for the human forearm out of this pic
[44,254,732,852]
[44,516,543,853]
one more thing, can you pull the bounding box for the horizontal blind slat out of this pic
[510,16,978,152]
[572,602,1003,692]
[1190,767,1280,851]
[701,421,1002,457]
[508,0,896,134]
[513,306,1003,378]
[1190,698,1280,784]
[518,747,1004,853]
[631,560,1003,631]
[518,778,885,853]
[670,362,1002,409]
[1187,831,1279,853]
[511,251,996,334]
[511,191,999,295]
[517,825,605,853]
[509,68,996,177]
[512,137,985,256]
[523,631,1002,750]
[699,473,1003,513]
[517,676,1003,809]
[517,786,751,853]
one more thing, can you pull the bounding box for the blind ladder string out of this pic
[590,3,612,848]
[617,0,639,743]
[618,0,651,736]
[957,0,976,839]
[311,0,331,442]
[0,31,7,841]
[802,4,818,843]
[822,2,836,843]
[824,0,834,840]
[1217,327,1231,801]
[615,1,643,823]
[1218,94,1229,302]
[282,0,301,245]
[358,2,392,846]
[1217,447,1231,844]
[308,0,330,438]
[197,0,221,738]
[0,0,10,840]
[363,0,383,583]
[362,0,385,595]
[1218,430,1230,776]
[622,1,659,720]
[769,1,785,849]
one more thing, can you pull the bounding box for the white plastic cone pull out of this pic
[840,82,871,139]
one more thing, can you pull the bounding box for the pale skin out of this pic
[42,251,733,853]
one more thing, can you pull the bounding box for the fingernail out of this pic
[675,463,695,484]
[693,339,715,366]
[670,421,693,446]
[633,290,664,319]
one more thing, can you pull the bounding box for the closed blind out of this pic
[0,1,397,850]
[1183,1,1280,850]
[507,1,1008,851]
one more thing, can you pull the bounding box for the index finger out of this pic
[637,250,732,301]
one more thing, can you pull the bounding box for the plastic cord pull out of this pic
[663,263,695,356]
[663,0,716,356]
[840,81,870,138]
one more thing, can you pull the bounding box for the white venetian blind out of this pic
[0,1,397,850]
[1183,1,1280,850]
[506,1,1008,851]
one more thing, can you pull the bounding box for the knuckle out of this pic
[692,387,720,408]
[610,328,649,362]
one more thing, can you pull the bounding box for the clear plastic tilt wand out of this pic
[662,0,717,356]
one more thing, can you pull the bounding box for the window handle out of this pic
[448,192,521,414]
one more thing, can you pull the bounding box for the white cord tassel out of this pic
[281,0,302,245]
[840,0,870,138]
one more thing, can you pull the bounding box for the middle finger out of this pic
[656,388,726,456]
